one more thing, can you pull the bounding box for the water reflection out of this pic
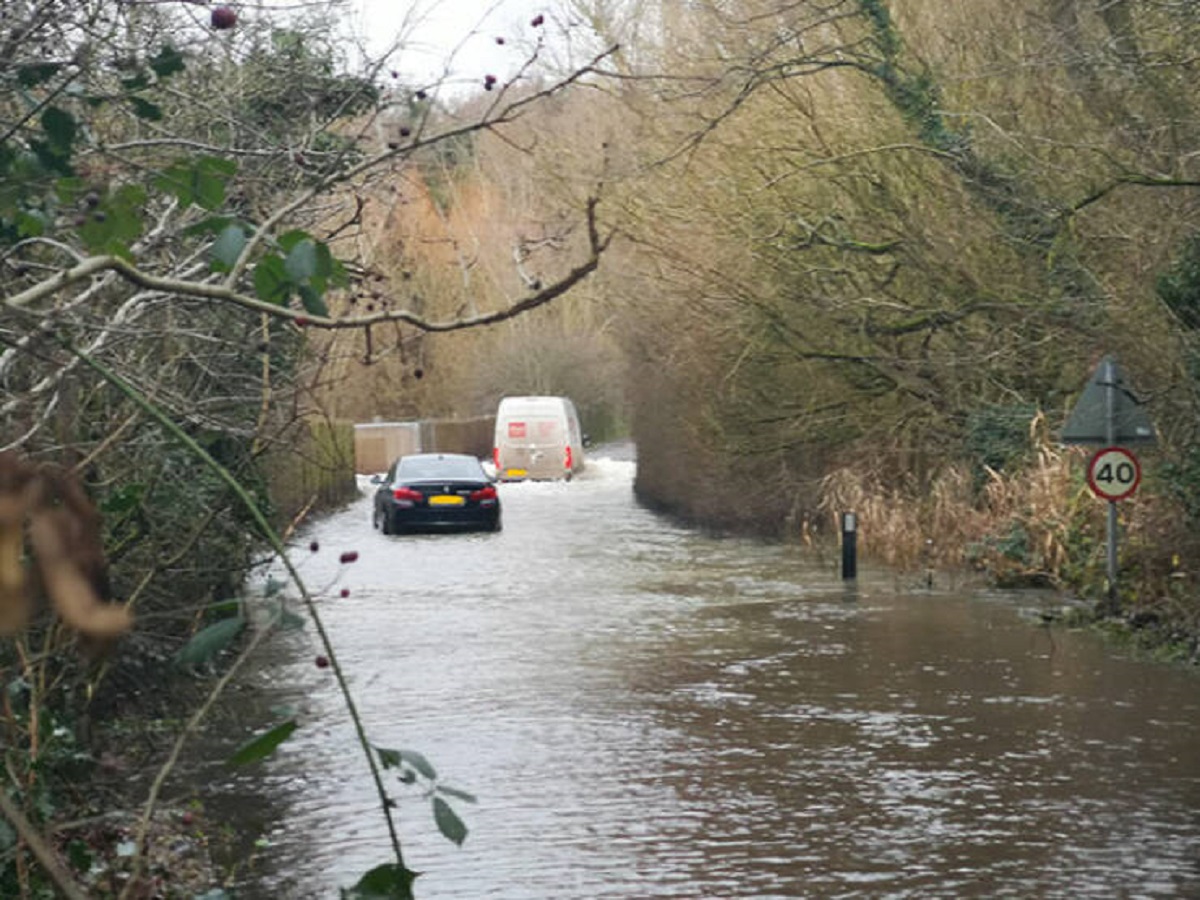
[206,451,1200,899]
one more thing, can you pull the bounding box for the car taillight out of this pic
[393,487,422,503]
[564,446,573,470]
[470,485,497,502]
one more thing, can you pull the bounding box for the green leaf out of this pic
[376,747,402,769]
[298,285,329,317]
[150,45,186,78]
[213,155,242,175]
[54,176,88,205]
[66,839,92,873]
[78,187,146,256]
[110,243,136,262]
[310,242,341,292]
[155,156,236,211]
[432,797,468,846]
[344,862,419,899]
[128,96,163,122]
[156,161,196,206]
[310,241,336,277]
[284,239,319,283]
[315,241,337,277]
[113,183,148,210]
[278,229,310,253]
[30,139,73,176]
[194,157,236,210]
[212,224,247,272]
[173,616,245,668]
[184,216,241,238]
[18,63,61,88]
[78,221,139,259]
[398,749,437,780]
[330,256,350,289]
[40,107,77,159]
[253,255,291,305]
[435,784,477,804]
[228,719,298,766]
[374,746,437,779]
[15,210,47,238]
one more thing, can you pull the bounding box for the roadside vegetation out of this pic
[1,0,1198,897]
[504,0,1200,656]
[393,1,1200,658]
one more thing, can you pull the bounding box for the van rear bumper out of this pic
[498,464,573,482]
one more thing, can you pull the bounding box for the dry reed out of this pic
[816,412,1098,584]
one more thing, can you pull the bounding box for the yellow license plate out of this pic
[505,468,528,478]
[428,495,465,507]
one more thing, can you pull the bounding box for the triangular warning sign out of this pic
[1061,355,1156,445]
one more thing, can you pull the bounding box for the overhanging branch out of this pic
[5,198,611,333]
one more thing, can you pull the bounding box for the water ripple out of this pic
[196,451,1200,899]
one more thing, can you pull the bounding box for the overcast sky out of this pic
[349,0,552,90]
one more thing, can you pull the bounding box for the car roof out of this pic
[393,454,486,478]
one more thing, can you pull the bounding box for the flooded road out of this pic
[210,447,1200,898]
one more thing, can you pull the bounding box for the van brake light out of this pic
[564,446,573,470]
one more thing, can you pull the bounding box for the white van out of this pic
[492,396,586,481]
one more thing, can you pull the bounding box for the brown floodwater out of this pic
[200,447,1200,898]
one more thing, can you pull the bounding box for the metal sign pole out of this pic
[1104,358,1118,614]
[1062,355,1154,618]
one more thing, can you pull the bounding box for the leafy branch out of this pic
[67,344,417,897]
[5,196,611,333]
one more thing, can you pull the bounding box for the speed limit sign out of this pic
[1087,447,1141,501]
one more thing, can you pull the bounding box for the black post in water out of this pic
[841,512,857,580]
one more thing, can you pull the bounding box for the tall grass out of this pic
[818,413,1097,584]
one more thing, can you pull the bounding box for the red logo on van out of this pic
[508,422,526,438]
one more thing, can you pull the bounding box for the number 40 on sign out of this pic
[1087,446,1141,502]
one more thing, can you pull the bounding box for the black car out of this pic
[372,453,501,534]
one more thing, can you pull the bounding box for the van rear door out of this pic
[497,412,568,480]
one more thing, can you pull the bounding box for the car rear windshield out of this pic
[397,456,484,480]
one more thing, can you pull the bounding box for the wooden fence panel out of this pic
[354,422,422,474]
[354,417,495,473]
[419,417,495,460]
[269,419,359,523]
